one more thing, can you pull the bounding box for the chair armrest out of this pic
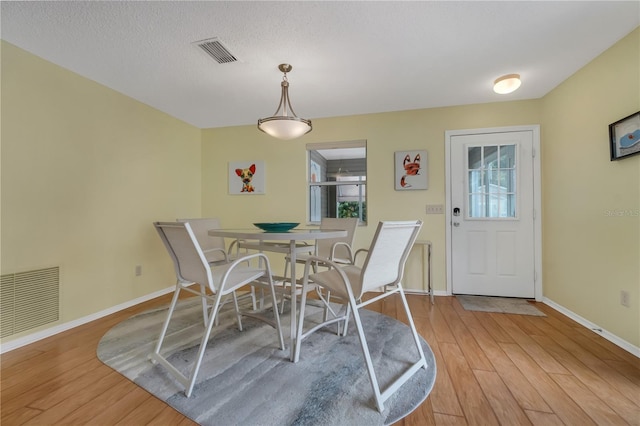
[330,242,355,264]
[301,255,359,300]
[202,247,230,263]
[303,256,345,275]
[227,239,250,258]
[216,252,273,293]
[353,248,369,265]
[305,256,334,269]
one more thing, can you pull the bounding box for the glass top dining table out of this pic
[208,228,348,361]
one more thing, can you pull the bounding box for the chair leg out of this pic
[213,293,231,326]
[348,287,427,413]
[279,290,287,314]
[184,293,224,397]
[283,258,290,281]
[250,286,257,310]
[280,259,291,314]
[151,265,285,398]
[322,290,331,322]
[231,291,243,331]
[153,282,182,357]
[259,288,266,310]
[293,279,310,363]
[349,302,385,412]
[341,303,351,337]
[397,285,428,365]
[199,283,209,327]
[264,279,286,350]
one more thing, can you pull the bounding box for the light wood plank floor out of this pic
[1,293,639,425]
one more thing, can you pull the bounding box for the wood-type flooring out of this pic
[2,293,639,425]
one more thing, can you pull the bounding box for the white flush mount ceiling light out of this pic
[258,64,312,140]
[493,73,521,94]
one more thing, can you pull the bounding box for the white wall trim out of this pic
[0,286,175,354]
[543,297,640,358]
[404,289,448,297]
[407,292,639,357]
[305,139,366,150]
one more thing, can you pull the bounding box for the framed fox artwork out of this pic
[394,150,428,190]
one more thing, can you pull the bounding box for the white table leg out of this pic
[417,240,434,304]
[289,239,297,361]
[428,242,433,304]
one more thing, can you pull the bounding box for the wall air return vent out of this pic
[193,38,237,64]
[1,267,60,338]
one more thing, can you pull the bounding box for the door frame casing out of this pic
[445,125,542,301]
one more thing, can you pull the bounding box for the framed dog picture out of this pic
[228,160,265,194]
[609,111,640,161]
[395,150,428,190]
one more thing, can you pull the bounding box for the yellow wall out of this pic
[1,41,202,342]
[541,28,640,346]
[2,27,638,349]
[201,102,542,293]
[201,28,639,348]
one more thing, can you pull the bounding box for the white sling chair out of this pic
[177,218,256,321]
[280,217,358,313]
[294,220,427,412]
[284,217,359,272]
[152,221,285,397]
[176,218,236,266]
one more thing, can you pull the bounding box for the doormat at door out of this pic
[456,295,546,316]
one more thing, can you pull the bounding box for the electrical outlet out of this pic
[620,290,630,307]
[426,204,444,214]
[135,265,142,277]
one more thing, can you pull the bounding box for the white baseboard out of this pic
[403,292,638,357]
[5,289,635,360]
[543,297,640,358]
[0,286,175,354]
[404,289,448,297]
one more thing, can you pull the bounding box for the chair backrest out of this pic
[154,221,214,291]
[177,218,227,263]
[356,220,423,298]
[316,217,359,260]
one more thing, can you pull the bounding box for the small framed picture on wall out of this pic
[609,111,640,161]
[228,160,266,194]
[395,150,428,190]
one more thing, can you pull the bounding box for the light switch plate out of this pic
[426,204,444,214]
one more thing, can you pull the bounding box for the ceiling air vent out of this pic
[194,38,237,64]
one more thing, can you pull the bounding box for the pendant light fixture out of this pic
[493,73,521,94]
[258,64,312,140]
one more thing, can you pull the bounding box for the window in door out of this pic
[307,140,367,224]
[467,144,517,219]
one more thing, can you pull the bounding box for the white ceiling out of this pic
[2,1,638,130]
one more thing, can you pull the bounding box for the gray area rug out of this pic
[456,295,546,316]
[97,297,436,425]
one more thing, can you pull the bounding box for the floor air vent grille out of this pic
[1,267,60,338]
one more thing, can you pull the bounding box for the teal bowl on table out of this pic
[253,222,299,232]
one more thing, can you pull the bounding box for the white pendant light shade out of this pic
[493,74,521,94]
[257,117,312,140]
[258,64,312,140]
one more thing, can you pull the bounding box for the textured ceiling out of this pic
[2,1,638,129]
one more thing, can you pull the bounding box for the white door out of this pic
[449,130,537,298]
